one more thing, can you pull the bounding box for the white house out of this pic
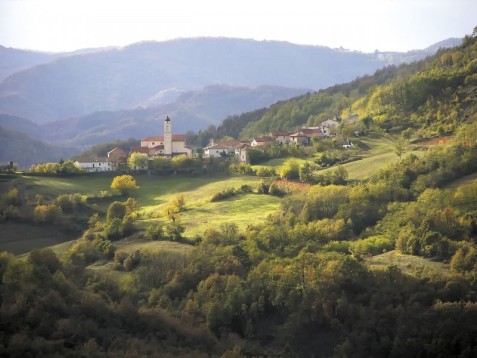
[203,144,230,158]
[251,137,274,147]
[270,131,290,145]
[235,144,249,163]
[74,158,117,172]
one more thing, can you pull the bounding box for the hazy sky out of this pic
[1,0,476,53]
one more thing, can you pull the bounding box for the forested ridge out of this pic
[1,31,477,357]
[209,29,476,142]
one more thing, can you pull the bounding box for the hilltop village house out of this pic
[74,115,348,171]
[133,116,193,158]
[74,157,117,173]
[202,117,344,162]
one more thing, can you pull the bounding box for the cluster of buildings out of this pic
[74,116,342,172]
[202,119,341,160]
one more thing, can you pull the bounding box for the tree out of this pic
[299,162,314,183]
[279,160,300,180]
[107,201,127,221]
[145,223,164,240]
[394,137,407,160]
[128,153,148,171]
[111,175,139,196]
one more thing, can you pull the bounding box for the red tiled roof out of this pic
[107,147,127,156]
[218,140,242,146]
[171,134,187,142]
[289,131,309,138]
[142,136,164,141]
[207,144,230,150]
[254,136,274,142]
[270,131,289,136]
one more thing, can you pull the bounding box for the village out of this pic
[73,115,355,173]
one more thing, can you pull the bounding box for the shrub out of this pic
[123,250,141,271]
[210,188,237,202]
[269,182,285,197]
[350,235,394,257]
[110,175,139,196]
[33,204,63,224]
[255,167,276,177]
[145,223,164,240]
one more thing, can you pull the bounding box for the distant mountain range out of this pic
[0,37,462,166]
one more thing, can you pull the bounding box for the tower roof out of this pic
[165,115,170,122]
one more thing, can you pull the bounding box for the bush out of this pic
[110,175,139,196]
[145,223,164,240]
[279,160,300,180]
[269,182,285,197]
[350,235,394,257]
[33,204,63,224]
[255,167,276,177]
[210,188,237,202]
[123,250,141,271]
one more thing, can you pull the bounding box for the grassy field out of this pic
[368,250,450,276]
[1,174,280,255]
[137,175,281,238]
[251,157,310,171]
[315,134,426,180]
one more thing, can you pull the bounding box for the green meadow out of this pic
[369,250,450,276]
[0,134,438,256]
[1,174,281,255]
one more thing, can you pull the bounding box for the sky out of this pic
[1,0,476,53]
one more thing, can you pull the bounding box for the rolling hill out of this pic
[0,125,76,168]
[0,37,461,124]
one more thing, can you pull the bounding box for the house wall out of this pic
[172,141,192,157]
[290,136,309,145]
[274,135,289,145]
[141,140,164,148]
[75,161,115,172]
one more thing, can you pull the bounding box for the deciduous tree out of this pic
[111,175,139,196]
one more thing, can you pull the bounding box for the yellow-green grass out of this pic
[138,175,281,238]
[314,133,424,180]
[368,250,450,276]
[114,236,194,254]
[0,223,74,255]
[21,175,113,197]
[180,192,280,237]
[317,152,400,180]
[356,133,396,155]
[5,174,281,255]
[251,157,310,171]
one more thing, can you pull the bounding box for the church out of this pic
[138,116,192,158]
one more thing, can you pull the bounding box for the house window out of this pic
[99,163,101,166]
[152,142,155,145]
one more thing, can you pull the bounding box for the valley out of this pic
[0,30,476,357]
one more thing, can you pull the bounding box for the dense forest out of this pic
[1,30,477,357]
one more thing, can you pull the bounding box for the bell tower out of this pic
[164,115,172,156]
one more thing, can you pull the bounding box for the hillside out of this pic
[0,38,459,125]
[40,85,310,146]
[233,35,476,140]
[1,33,477,357]
[0,125,76,168]
[0,46,56,82]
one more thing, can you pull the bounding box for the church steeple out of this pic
[164,115,172,156]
